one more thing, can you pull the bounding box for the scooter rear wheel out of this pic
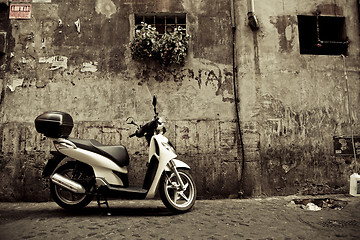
[50,161,94,211]
[159,169,197,212]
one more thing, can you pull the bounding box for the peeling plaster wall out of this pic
[235,0,360,196]
[0,0,359,201]
[0,0,240,201]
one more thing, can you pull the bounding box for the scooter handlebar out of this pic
[129,119,159,139]
[129,132,137,138]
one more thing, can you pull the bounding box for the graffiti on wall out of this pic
[136,65,234,102]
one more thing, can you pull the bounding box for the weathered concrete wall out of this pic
[0,0,359,201]
[235,0,360,196]
[0,0,241,201]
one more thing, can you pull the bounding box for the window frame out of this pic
[297,14,349,55]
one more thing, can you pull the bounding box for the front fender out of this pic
[165,159,190,171]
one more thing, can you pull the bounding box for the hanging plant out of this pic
[156,26,190,65]
[129,22,159,61]
[130,23,190,65]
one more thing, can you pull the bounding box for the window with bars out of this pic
[135,13,186,35]
[297,15,348,55]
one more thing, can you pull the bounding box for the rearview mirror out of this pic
[152,95,158,116]
[152,95,157,108]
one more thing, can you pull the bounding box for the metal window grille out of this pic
[135,13,186,35]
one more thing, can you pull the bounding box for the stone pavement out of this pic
[0,195,359,240]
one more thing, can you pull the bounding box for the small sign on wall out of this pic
[9,0,32,2]
[32,0,52,2]
[9,3,32,19]
[333,136,360,156]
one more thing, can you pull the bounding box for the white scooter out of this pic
[35,96,196,213]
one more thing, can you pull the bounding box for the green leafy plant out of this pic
[156,26,190,65]
[130,22,190,66]
[130,22,159,61]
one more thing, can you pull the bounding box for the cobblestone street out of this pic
[0,195,359,240]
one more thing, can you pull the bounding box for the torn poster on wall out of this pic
[39,56,68,70]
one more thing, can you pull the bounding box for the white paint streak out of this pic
[7,78,24,92]
[81,62,98,73]
[95,0,117,19]
[74,19,81,33]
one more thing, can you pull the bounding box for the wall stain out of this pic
[252,32,261,75]
[257,93,352,195]
[316,4,343,16]
[270,15,297,53]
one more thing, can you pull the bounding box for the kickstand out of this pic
[96,194,111,216]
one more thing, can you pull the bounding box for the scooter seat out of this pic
[68,138,129,167]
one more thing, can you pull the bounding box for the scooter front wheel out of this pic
[50,161,94,211]
[159,169,197,212]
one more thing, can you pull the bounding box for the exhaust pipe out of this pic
[51,173,86,194]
